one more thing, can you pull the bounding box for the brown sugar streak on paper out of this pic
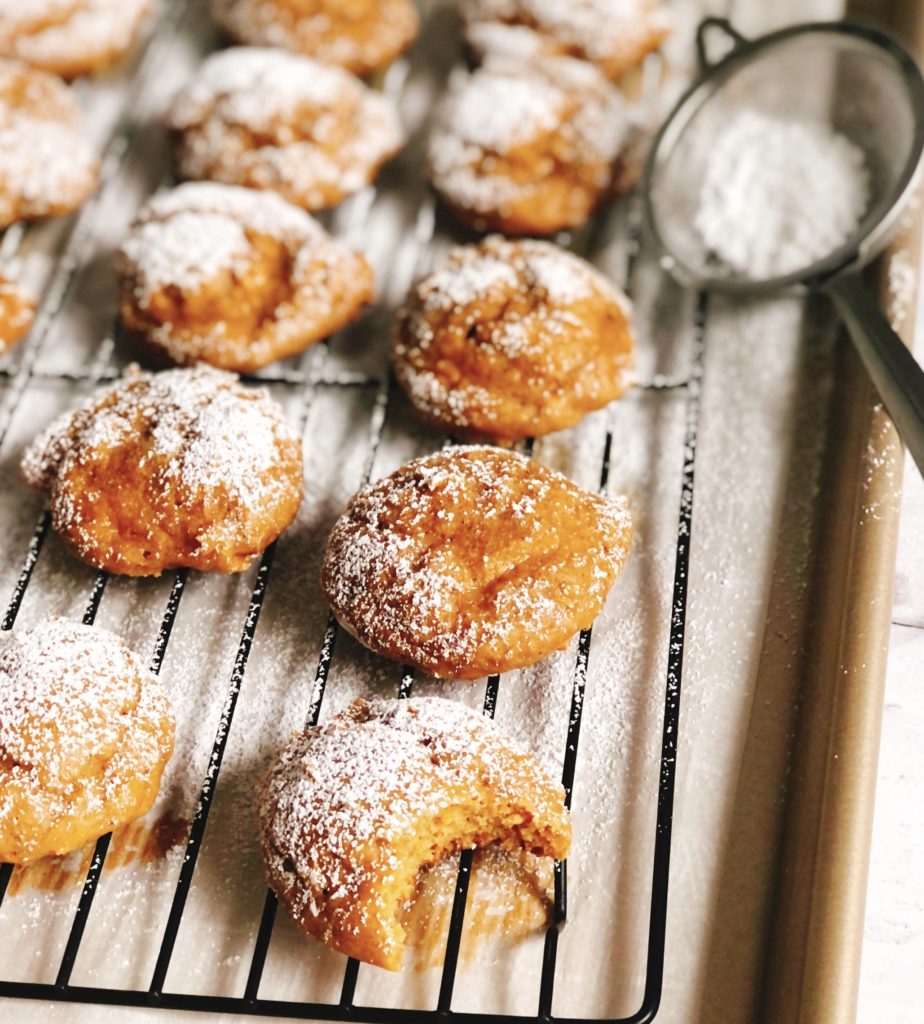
[7,814,188,896]
[104,813,188,869]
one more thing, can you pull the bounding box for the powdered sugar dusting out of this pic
[208,0,419,77]
[440,68,562,153]
[21,365,303,567]
[0,58,98,226]
[0,618,173,861]
[694,110,871,279]
[168,46,404,210]
[170,46,355,131]
[118,181,324,302]
[124,211,251,299]
[321,446,631,677]
[258,695,568,965]
[420,254,519,313]
[428,55,631,217]
[0,0,149,76]
[393,236,634,437]
[420,237,622,313]
[139,179,323,237]
[461,0,670,70]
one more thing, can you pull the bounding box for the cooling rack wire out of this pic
[0,1,707,1020]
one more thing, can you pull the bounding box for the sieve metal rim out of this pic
[642,18,924,294]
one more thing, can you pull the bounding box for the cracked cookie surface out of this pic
[460,0,670,82]
[0,619,174,864]
[392,236,634,443]
[0,0,150,78]
[258,696,570,969]
[428,55,634,235]
[209,0,419,77]
[169,47,403,212]
[117,182,373,372]
[321,446,632,679]
[22,365,303,576]
[0,58,98,227]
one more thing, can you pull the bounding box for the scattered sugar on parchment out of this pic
[886,248,916,330]
[694,109,870,280]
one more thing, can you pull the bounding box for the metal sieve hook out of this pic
[695,17,748,71]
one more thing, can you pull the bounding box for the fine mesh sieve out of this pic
[644,18,924,475]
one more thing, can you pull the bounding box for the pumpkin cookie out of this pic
[168,47,403,212]
[0,0,150,79]
[21,365,303,576]
[0,619,174,864]
[0,271,35,353]
[117,182,373,372]
[460,0,670,82]
[0,58,98,228]
[321,446,631,679]
[392,236,634,443]
[209,0,419,77]
[258,696,570,970]
[428,55,634,235]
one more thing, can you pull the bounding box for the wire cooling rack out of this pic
[0,2,705,1021]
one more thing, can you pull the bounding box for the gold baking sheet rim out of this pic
[705,3,921,1022]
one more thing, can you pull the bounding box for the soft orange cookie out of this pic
[258,696,570,970]
[22,365,303,576]
[428,55,634,235]
[460,0,670,82]
[0,0,150,78]
[0,618,174,864]
[392,236,634,443]
[168,47,404,212]
[117,182,373,372]
[0,58,98,227]
[0,271,35,352]
[321,446,631,679]
[209,0,419,77]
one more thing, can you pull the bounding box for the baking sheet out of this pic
[0,0,916,1022]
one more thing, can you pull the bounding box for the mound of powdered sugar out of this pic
[694,109,871,280]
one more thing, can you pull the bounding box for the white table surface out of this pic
[857,266,924,1020]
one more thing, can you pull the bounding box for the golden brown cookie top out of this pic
[0,270,35,352]
[117,181,373,371]
[392,236,634,442]
[168,46,403,211]
[0,619,170,789]
[209,0,419,77]
[0,58,98,227]
[427,55,631,234]
[0,618,174,861]
[321,446,631,679]
[0,0,150,78]
[22,365,303,574]
[258,695,569,968]
[460,0,670,81]
[118,182,327,306]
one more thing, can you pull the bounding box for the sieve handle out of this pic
[826,274,924,478]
